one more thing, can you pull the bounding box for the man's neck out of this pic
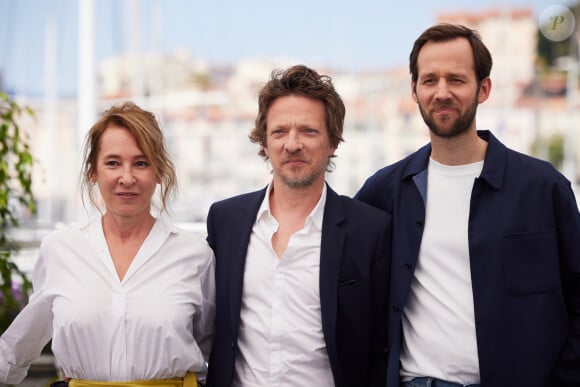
[429,130,488,166]
[268,179,324,224]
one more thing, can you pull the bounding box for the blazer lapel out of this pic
[229,188,267,335]
[319,185,345,360]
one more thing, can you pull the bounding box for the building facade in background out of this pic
[12,6,580,230]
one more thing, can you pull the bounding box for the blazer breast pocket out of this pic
[502,229,560,296]
[339,278,357,287]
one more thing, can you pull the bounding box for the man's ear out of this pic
[478,77,492,104]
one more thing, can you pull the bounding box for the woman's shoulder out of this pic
[157,217,211,255]
[41,219,94,245]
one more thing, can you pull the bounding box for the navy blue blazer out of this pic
[205,184,391,387]
[356,131,580,387]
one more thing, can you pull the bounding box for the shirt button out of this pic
[416,220,423,228]
[404,262,412,270]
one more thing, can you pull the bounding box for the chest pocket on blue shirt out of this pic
[501,229,560,296]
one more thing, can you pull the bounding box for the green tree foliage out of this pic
[531,132,565,170]
[0,92,35,333]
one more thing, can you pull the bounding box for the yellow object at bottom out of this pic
[69,372,198,387]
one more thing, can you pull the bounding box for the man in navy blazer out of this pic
[356,24,580,387]
[205,65,391,387]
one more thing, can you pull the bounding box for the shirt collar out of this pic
[257,182,327,231]
[309,183,326,231]
[402,130,507,191]
[477,130,508,190]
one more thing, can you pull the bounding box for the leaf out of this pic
[0,94,35,333]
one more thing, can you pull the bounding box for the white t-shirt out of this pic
[400,158,483,384]
[0,216,215,384]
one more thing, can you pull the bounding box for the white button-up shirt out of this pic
[233,184,334,387]
[0,217,215,384]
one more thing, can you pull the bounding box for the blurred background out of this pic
[1,0,579,270]
[0,0,579,384]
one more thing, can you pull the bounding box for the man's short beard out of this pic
[417,84,481,138]
[419,97,478,138]
[281,174,316,188]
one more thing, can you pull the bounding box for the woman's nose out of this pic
[119,166,136,185]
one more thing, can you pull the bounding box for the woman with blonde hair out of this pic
[0,102,215,387]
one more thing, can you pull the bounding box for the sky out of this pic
[0,0,574,96]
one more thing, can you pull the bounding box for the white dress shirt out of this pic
[0,216,215,384]
[232,183,334,387]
